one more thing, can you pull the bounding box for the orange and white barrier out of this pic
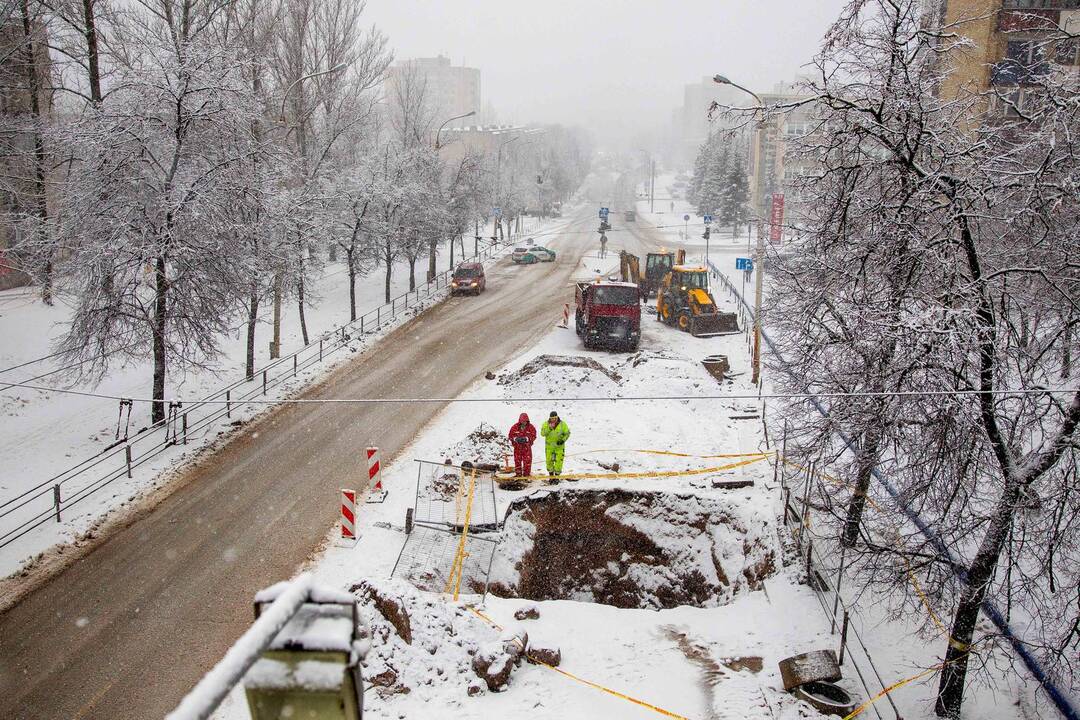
[366,446,387,503]
[561,303,570,328]
[340,488,357,544]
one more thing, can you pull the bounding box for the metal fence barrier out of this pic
[0,239,517,554]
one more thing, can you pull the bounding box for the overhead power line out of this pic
[0,379,1074,406]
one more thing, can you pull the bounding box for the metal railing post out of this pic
[831,545,846,633]
[182,413,188,445]
[319,339,323,361]
[262,370,267,395]
[126,445,133,478]
[226,389,231,418]
[294,355,298,376]
[53,485,61,522]
[838,611,850,665]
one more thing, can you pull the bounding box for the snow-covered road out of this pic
[0,208,601,720]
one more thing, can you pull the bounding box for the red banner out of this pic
[769,193,785,244]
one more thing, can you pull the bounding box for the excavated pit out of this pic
[488,488,778,610]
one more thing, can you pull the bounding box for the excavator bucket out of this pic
[687,288,740,337]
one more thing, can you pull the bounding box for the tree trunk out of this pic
[20,0,51,305]
[82,0,102,104]
[347,248,357,322]
[152,254,168,425]
[383,242,392,303]
[245,283,258,381]
[449,235,454,268]
[427,239,437,282]
[297,278,309,345]
[936,486,1017,717]
[1063,312,1072,380]
[407,256,416,292]
[842,424,882,546]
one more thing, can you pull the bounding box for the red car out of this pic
[450,262,486,296]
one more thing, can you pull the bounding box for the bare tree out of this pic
[753,1,1080,716]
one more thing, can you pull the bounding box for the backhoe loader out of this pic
[656,265,739,337]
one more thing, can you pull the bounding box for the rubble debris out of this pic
[472,641,517,692]
[513,604,540,621]
[351,580,412,644]
[526,645,562,667]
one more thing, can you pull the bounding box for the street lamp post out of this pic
[270,63,348,359]
[494,135,520,242]
[714,73,766,385]
[434,110,477,150]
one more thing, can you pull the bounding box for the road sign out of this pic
[736,257,754,271]
[769,194,785,244]
[703,214,713,224]
[493,207,502,218]
[683,214,690,222]
[599,207,609,219]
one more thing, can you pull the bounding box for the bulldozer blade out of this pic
[690,313,741,337]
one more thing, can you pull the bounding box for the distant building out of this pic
[672,77,743,166]
[385,55,481,129]
[935,0,1080,117]
[747,83,816,225]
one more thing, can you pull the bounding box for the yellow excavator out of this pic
[656,264,739,337]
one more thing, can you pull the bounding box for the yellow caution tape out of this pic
[501,455,769,485]
[776,455,968,653]
[567,449,775,460]
[467,605,695,720]
[841,664,942,720]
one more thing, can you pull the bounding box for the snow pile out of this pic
[349,578,501,698]
[488,488,779,610]
[440,423,511,468]
[496,354,622,395]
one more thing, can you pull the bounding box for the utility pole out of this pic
[650,158,656,214]
[714,73,766,385]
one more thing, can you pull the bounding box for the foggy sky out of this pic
[364,0,849,146]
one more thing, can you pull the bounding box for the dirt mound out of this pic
[498,354,622,389]
[350,578,507,698]
[441,422,510,467]
[488,489,778,610]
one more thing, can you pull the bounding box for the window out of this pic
[991,40,1050,84]
[591,286,639,306]
[1002,1,1079,8]
[678,272,709,290]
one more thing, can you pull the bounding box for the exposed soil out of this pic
[498,354,622,385]
[488,488,779,610]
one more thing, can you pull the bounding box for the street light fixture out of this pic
[434,110,477,150]
[714,72,766,385]
[279,63,349,122]
[269,63,348,359]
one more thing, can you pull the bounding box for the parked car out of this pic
[450,262,486,295]
[512,247,539,264]
[531,246,557,262]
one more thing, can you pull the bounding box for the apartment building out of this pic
[937,0,1080,115]
[385,55,481,129]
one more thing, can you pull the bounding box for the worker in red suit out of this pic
[508,413,537,477]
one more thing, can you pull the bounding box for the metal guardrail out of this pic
[0,238,517,554]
